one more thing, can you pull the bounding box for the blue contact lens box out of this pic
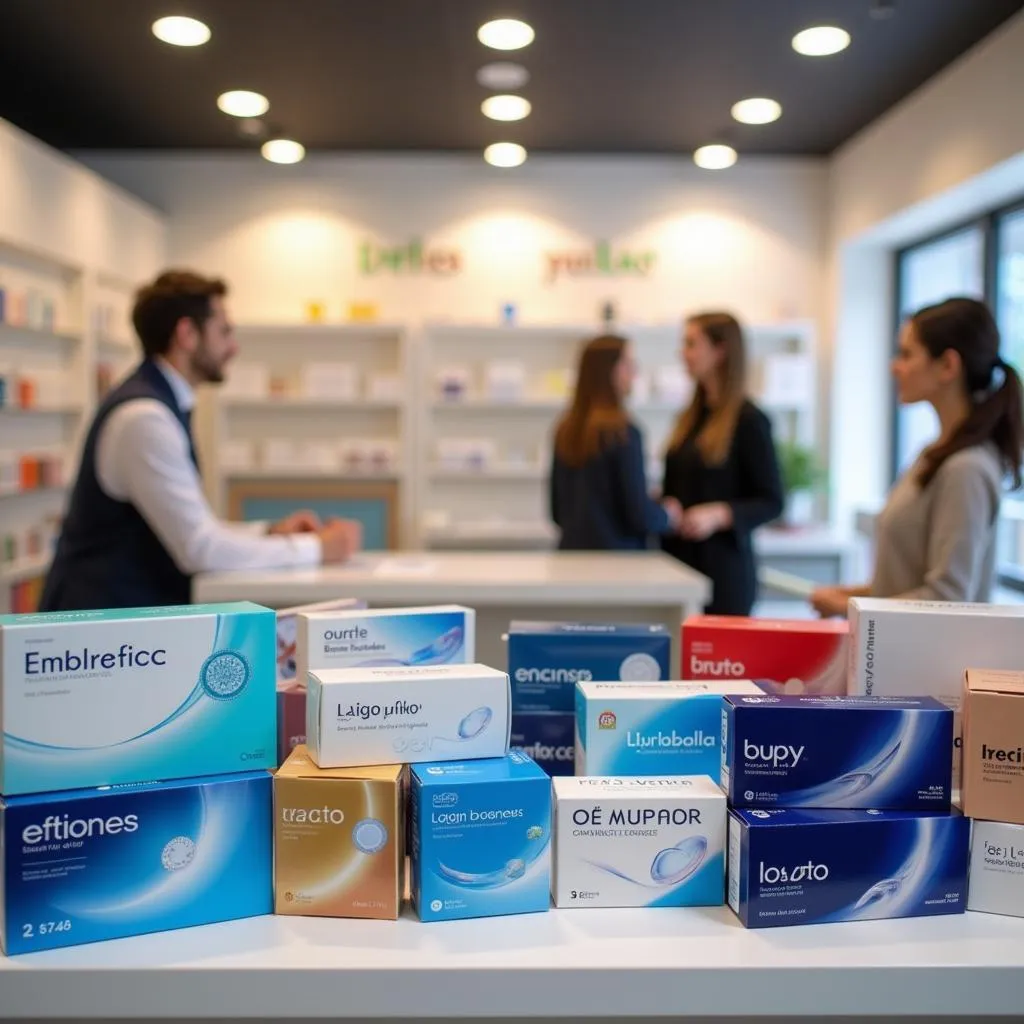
[0,602,276,795]
[727,807,969,929]
[508,621,671,713]
[721,694,953,810]
[510,713,575,776]
[575,680,764,781]
[410,751,551,922]
[0,771,272,954]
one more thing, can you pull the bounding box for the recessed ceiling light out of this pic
[152,16,210,47]
[481,95,532,122]
[693,144,737,170]
[476,62,530,90]
[731,97,782,125]
[792,25,851,56]
[478,19,535,51]
[217,91,270,118]
[484,142,527,168]
[261,139,306,165]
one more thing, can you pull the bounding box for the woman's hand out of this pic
[810,586,851,619]
[679,502,733,540]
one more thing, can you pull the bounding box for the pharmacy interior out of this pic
[2,2,1024,1021]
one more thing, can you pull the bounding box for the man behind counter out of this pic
[41,270,361,611]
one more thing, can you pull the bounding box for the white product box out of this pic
[367,373,403,403]
[307,663,511,768]
[848,599,1024,700]
[219,440,256,472]
[302,362,358,400]
[484,361,526,403]
[223,362,269,398]
[552,775,726,909]
[969,819,1024,918]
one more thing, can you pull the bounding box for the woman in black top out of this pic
[550,334,682,550]
[662,313,784,614]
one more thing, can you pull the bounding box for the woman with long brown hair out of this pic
[550,334,682,549]
[662,312,784,615]
[812,297,1023,616]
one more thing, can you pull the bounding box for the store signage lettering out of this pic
[359,238,462,275]
[545,241,656,282]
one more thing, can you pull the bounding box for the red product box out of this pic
[682,616,850,696]
[277,683,307,766]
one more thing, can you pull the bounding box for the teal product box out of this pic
[0,771,272,954]
[0,602,276,794]
[575,680,764,781]
[410,751,552,922]
[508,621,671,713]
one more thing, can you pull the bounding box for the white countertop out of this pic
[2,907,1022,1018]
[194,551,711,607]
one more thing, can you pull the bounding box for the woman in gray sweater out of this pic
[812,298,1023,616]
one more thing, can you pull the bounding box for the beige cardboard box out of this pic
[962,670,1024,826]
[274,746,404,919]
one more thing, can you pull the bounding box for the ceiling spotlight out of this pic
[693,144,737,170]
[217,91,270,118]
[261,139,306,165]
[731,97,782,125]
[476,62,530,90]
[152,15,211,47]
[481,95,532,122]
[478,19,535,51]
[792,25,851,56]
[484,142,527,168]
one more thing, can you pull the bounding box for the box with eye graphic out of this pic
[0,771,272,955]
[410,751,551,922]
[552,775,726,909]
[306,663,511,768]
[273,746,404,920]
[727,807,969,929]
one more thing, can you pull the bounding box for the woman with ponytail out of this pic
[812,298,1023,616]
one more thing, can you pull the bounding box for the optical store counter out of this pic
[194,551,710,673]
[2,907,1023,1020]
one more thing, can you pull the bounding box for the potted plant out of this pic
[777,440,825,527]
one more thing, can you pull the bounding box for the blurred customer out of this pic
[812,298,1022,616]
[550,334,681,549]
[662,313,784,615]
[42,270,361,612]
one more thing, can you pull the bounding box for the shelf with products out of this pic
[0,551,52,586]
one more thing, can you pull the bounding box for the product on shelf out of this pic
[301,361,358,400]
[727,807,969,928]
[961,669,1024,825]
[721,695,953,810]
[848,599,1024,699]
[219,439,257,472]
[967,819,1024,918]
[409,751,551,922]
[367,372,402,402]
[484,361,526,403]
[510,712,575,776]
[306,663,511,769]
[296,604,475,687]
[436,366,471,402]
[0,601,276,794]
[574,680,763,781]
[0,771,272,955]
[552,775,726,909]
[222,362,270,399]
[273,747,404,920]
[682,615,848,696]
[508,620,671,714]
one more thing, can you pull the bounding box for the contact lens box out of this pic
[727,807,969,929]
[552,775,726,909]
[510,713,575,776]
[0,771,272,954]
[0,602,276,795]
[296,605,475,687]
[273,746,403,920]
[721,694,953,810]
[277,598,365,684]
[968,819,1024,918]
[682,616,849,696]
[306,663,511,768]
[410,751,551,922]
[508,621,670,713]
[575,681,763,781]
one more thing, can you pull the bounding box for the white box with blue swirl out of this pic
[721,694,953,810]
[727,807,969,928]
[306,663,510,768]
[0,602,276,795]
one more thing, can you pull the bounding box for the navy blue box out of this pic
[510,713,575,776]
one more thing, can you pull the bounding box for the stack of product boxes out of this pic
[0,603,278,955]
[275,604,552,923]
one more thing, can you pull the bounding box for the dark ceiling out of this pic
[0,0,1021,156]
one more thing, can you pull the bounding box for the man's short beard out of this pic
[191,344,225,384]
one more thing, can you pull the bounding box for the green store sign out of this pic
[359,238,462,275]
[545,241,657,282]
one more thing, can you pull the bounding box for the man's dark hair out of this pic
[132,270,228,358]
